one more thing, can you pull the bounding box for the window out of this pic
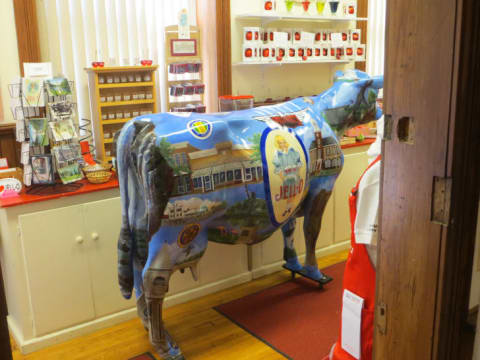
[193,177,203,189]
[204,175,212,191]
[227,170,234,182]
[213,173,219,186]
[251,167,257,181]
[37,0,197,133]
[220,172,226,183]
[245,168,252,181]
[257,166,262,179]
[234,169,242,181]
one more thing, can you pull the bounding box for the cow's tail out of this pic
[115,121,139,299]
[115,120,174,300]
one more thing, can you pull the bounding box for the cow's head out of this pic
[320,69,383,137]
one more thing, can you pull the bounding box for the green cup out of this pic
[316,0,326,14]
[285,0,294,12]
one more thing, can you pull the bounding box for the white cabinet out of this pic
[18,198,135,337]
[19,205,95,336]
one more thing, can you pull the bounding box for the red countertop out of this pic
[0,176,119,208]
[341,138,375,149]
[0,139,374,209]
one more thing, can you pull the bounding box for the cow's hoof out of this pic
[303,266,332,284]
[284,258,303,272]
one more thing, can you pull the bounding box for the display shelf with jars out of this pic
[85,66,159,162]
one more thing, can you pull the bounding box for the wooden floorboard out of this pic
[12,251,348,360]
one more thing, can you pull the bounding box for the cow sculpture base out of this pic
[116,69,383,360]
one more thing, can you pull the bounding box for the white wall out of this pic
[0,0,20,124]
[230,0,356,100]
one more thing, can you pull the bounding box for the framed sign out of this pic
[171,39,197,56]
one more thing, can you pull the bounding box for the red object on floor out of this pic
[330,155,381,360]
[215,262,346,360]
[128,352,155,360]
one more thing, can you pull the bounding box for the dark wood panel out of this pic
[12,0,41,76]
[355,0,367,72]
[216,0,232,96]
[374,0,457,358]
[434,0,480,358]
[0,124,20,168]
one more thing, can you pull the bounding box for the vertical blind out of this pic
[40,0,196,137]
[366,0,386,77]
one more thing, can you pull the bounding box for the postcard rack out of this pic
[9,78,85,186]
[165,25,206,113]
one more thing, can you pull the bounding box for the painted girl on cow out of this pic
[115,69,383,360]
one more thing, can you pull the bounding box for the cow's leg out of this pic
[143,244,183,360]
[281,218,302,272]
[302,189,333,283]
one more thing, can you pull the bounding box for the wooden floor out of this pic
[12,251,348,360]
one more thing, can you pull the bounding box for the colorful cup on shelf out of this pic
[316,0,326,14]
[92,61,105,68]
[302,1,311,13]
[264,0,275,11]
[329,0,340,15]
[285,0,294,12]
[140,60,153,66]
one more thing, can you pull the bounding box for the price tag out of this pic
[341,289,364,359]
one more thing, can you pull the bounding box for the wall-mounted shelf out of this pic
[99,99,155,107]
[233,59,365,66]
[236,13,367,23]
[98,82,154,89]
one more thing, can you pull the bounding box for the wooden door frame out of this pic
[375,0,480,358]
[216,0,232,96]
[434,0,480,357]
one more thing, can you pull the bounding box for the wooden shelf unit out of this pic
[165,25,205,113]
[86,65,159,162]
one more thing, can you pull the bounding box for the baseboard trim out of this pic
[8,308,138,354]
[10,271,253,354]
[251,241,350,279]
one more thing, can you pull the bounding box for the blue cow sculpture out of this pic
[116,69,383,359]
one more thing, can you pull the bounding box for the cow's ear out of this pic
[371,76,384,89]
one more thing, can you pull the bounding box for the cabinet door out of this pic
[334,151,369,243]
[19,205,95,336]
[83,198,135,317]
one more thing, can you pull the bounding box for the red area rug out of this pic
[129,352,155,360]
[215,262,346,360]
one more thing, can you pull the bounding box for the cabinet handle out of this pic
[91,232,99,241]
[75,236,84,244]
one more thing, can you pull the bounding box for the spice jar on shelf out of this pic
[127,73,135,82]
[116,110,124,119]
[135,73,142,82]
[143,72,151,82]
[114,94,122,102]
[123,92,132,101]
[98,75,105,84]
[120,74,128,83]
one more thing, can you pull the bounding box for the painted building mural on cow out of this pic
[115,69,383,360]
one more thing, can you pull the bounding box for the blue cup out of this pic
[329,1,339,14]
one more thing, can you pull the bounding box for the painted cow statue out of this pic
[116,69,383,359]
